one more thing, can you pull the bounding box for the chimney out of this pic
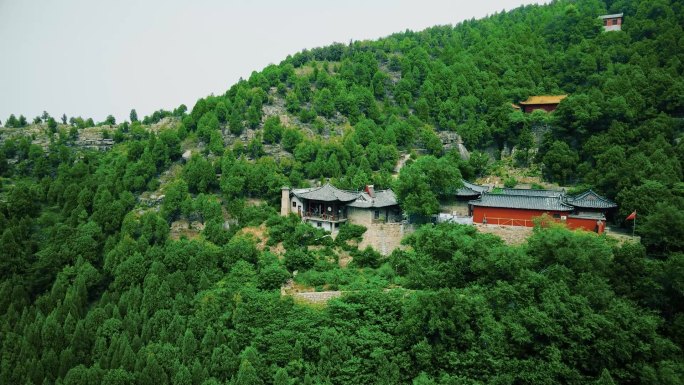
[364,185,375,198]
[281,187,291,217]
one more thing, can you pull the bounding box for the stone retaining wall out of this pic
[359,222,416,256]
[292,291,343,304]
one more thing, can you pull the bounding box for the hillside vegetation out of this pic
[1,0,683,384]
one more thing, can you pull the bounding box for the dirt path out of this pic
[605,226,641,245]
[394,153,411,174]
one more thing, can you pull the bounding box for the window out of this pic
[552,213,560,219]
[317,222,321,227]
[292,201,297,207]
[374,210,380,219]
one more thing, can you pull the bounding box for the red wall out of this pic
[474,207,606,234]
[473,207,568,227]
[567,217,605,234]
[522,104,558,113]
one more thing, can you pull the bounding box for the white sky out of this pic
[0,0,546,123]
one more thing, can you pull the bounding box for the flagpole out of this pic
[633,210,636,237]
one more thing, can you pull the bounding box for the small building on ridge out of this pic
[599,13,623,32]
[518,95,567,113]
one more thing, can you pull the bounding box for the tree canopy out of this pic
[0,0,683,384]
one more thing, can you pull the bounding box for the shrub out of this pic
[335,223,367,245]
[222,235,259,269]
[504,177,518,188]
[284,249,316,272]
[351,246,382,268]
[258,264,290,290]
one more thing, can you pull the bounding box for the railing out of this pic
[481,217,536,227]
[303,212,347,222]
[437,214,473,225]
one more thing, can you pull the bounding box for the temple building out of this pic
[453,180,490,216]
[281,184,401,234]
[456,180,490,201]
[518,95,568,113]
[469,188,616,234]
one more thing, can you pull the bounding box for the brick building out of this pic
[599,13,623,32]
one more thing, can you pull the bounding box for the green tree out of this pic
[215,101,229,123]
[258,264,290,290]
[223,235,260,268]
[395,156,462,216]
[183,155,216,193]
[229,108,244,135]
[263,116,283,144]
[6,114,18,127]
[284,249,315,272]
[313,88,335,118]
[162,180,190,221]
[197,111,220,143]
[281,128,303,153]
[542,141,578,184]
[235,360,263,385]
[273,368,290,385]
[639,202,684,254]
[47,117,58,133]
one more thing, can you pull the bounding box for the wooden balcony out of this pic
[303,211,348,223]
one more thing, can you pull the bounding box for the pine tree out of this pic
[181,329,196,363]
[273,368,290,385]
[172,364,192,385]
[594,369,616,385]
[235,360,263,385]
[200,326,217,355]
[6,114,18,127]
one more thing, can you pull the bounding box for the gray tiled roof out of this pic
[292,183,360,202]
[599,13,623,19]
[569,213,606,220]
[347,189,399,208]
[469,193,574,211]
[456,180,489,197]
[566,190,617,209]
[498,188,563,197]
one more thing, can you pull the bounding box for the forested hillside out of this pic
[1,0,683,384]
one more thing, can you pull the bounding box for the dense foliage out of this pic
[1,0,683,384]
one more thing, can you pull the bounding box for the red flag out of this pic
[626,211,636,221]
